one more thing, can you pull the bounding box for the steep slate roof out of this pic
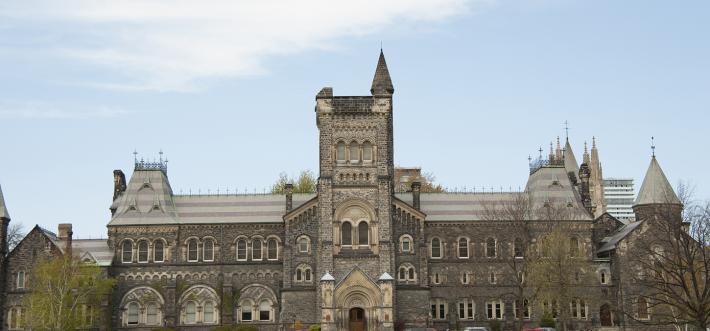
[370,50,394,95]
[597,221,643,253]
[109,169,315,226]
[0,184,9,219]
[564,139,580,183]
[634,156,681,206]
[525,166,593,220]
[60,239,114,266]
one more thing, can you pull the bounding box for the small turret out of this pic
[370,50,394,96]
[0,184,10,256]
[633,154,682,224]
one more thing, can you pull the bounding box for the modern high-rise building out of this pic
[603,178,636,223]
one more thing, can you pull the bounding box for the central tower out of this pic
[315,51,396,331]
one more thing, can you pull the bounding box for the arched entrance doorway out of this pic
[349,308,366,331]
[600,304,612,326]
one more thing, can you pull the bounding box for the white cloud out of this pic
[0,101,129,119]
[0,0,476,91]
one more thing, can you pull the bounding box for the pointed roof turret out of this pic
[635,156,681,206]
[583,141,590,164]
[370,50,394,96]
[0,184,9,220]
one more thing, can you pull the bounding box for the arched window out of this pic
[297,236,310,253]
[349,141,360,163]
[122,241,133,263]
[399,267,406,280]
[362,141,373,162]
[570,237,579,257]
[296,269,303,281]
[187,239,199,262]
[146,303,159,325]
[486,238,496,258]
[342,222,352,246]
[154,240,164,263]
[237,239,247,261]
[185,302,197,324]
[252,239,262,260]
[514,237,523,258]
[458,238,469,258]
[241,300,253,321]
[16,271,25,289]
[203,238,214,262]
[204,302,215,323]
[259,301,272,321]
[7,307,24,330]
[358,222,369,246]
[400,235,412,253]
[408,268,415,280]
[138,241,149,263]
[305,268,312,281]
[600,270,608,284]
[127,302,139,325]
[637,298,650,320]
[295,264,312,283]
[431,238,442,258]
[267,238,278,260]
[336,141,346,163]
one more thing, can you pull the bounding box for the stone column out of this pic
[378,273,394,331]
[320,272,336,331]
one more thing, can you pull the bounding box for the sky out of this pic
[0,0,708,238]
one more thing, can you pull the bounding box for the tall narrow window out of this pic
[259,301,271,321]
[241,301,253,321]
[458,238,469,258]
[138,241,149,263]
[237,239,247,261]
[204,302,215,323]
[431,238,441,258]
[362,141,373,162]
[486,238,496,258]
[637,298,649,320]
[298,236,309,253]
[570,237,579,257]
[349,141,359,163]
[601,270,608,284]
[408,268,415,280]
[203,238,214,262]
[267,238,278,260]
[127,302,139,325]
[514,237,523,258]
[358,222,369,246]
[342,223,352,246]
[399,267,406,280]
[296,269,303,281]
[154,240,164,263]
[336,142,346,163]
[187,239,198,262]
[305,268,312,281]
[401,236,411,252]
[146,303,158,325]
[122,241,133,263]
[17,271,25,289]
[252,239,262,260]
[185,302,196,324]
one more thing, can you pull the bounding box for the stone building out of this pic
[0,51,690,331]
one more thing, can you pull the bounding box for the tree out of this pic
[24,256,115,330]
[271,170,317,194]
[401,171,444,193]
[626,182,710,330]
[7,222,24,251]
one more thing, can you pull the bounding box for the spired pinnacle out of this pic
[371,50,394,95]
[635,155,681,206]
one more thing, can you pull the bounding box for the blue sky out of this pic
[0,0,708,237]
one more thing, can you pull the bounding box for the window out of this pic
[600,270,608,284]
[398,264,416,282]
[295,265,312,283]
[432,272,443,285]
[431,238,442,258]
[336,142,346,163]
[637,298,650,320]
[267,238,278,260]
[7,307,24,330]
[358,222,369,246]
[241,301,253,321]
[458,238,469,258]
[79,304,93,327]
[408,268,415,280]
[146,303,159,325]
[461,272,470,285]
[570,299,587,320]
[252,239,262,260]
[154,240,164,263]
[187,239,198,262]
[349,141,359,163]
[16,271,25,289]
[486,300,504,320]
[570,237,579,257]
[486,238,496,258]
[543,300,559,318]
[430,299,447,320]
[127,302,139,325]
[489,271,496,284]
[458,299,475,320]
[122,241,133,263]
[514,237,523,258]
[400,235,412,253]
[138,241,149,263]
[204,238,214,261]
[259,301,271,321]
[204,302,215,323]
[237,239,247,261]
[342,223,352,246]
[298,236,310,253]
[362,141,373,162]
[515,299,531,319]
[185,302,197,324]
[399,267,406,280]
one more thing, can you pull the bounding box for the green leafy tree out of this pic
[401,171,444,193]
[24,256,116,331]
[271,170,317,193]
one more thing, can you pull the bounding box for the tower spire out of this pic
[371,50,394,96]
[0,184,9,220]
[635,155,680,206]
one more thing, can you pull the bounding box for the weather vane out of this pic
[651,136,656,157]
[564,120,569,140]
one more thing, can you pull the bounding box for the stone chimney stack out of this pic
[58,223,73,257]
[411,181,421,211]
[285,183,294,212]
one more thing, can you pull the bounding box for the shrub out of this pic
[540,311,556,328]
[309,324,321,331]
[489,320,501,331]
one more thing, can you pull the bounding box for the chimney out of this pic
[0,218,9,256]
[58,223,73,257]
[411,181,421,211]
[285,183,293,212]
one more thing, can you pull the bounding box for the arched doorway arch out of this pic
[349,307,366,331]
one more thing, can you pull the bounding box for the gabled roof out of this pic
[564,139,580,182]
[0,184,10,219]
[597,221,643,253]
[370,50,394,95]
[634,156,681,206]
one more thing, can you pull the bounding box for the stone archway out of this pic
[600,303,612,326]
[349,307,366,331]
[334,269,383,331]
